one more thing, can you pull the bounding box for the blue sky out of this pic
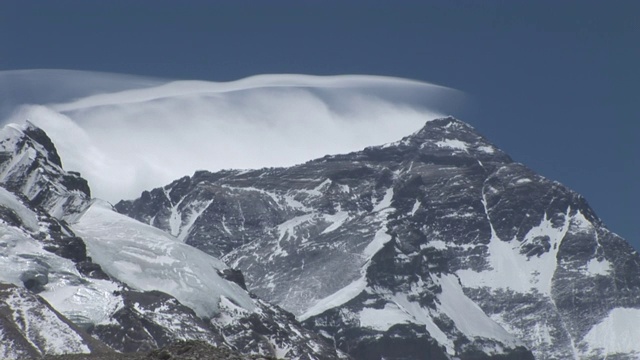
[1,1,638,248]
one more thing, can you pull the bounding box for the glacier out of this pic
[73,200,255,318]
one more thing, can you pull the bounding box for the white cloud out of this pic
[3,71,465,203]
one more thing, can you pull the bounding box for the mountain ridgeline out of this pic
[117,117,640,359]
[0,117,637,359]
[0,122,343,359]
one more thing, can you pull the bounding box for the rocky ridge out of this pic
[45,340,275,360]
[0,122,343,359]
[118,117,640,359]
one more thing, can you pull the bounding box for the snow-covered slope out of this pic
[0,124,153,352]
[119,117,640,360]
[0,176,220,355]
[0,121,343,359]
[0,184,114,357]
[74,200,255,319]
[0,207,121,327]
[73,200,344,358]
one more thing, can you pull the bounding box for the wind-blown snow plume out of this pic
[1,70,465,202]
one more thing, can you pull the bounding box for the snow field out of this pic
[581,307,640,356]
[73,200,256,318]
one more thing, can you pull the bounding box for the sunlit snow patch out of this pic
[436,274,521,349]
[73,200,255,318]
[585,258,611,276]
[457,211,571,294]
[435,139,469,152]
[581,308,640,356]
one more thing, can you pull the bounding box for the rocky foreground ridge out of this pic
[44,340,274,360]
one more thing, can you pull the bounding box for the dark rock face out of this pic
[218,268,248,290]
[89,288,344,359]
[60,174,91,198]
[91,290,222,353]
[0,204,28,228]
[75,261,110,280]
[343,323,449,360]
[21,123,63,167]
[20,269,49,293]
[211,296,345,360]
[44,340,276,360]
[143,340,275,360]
[43,236,87,263]
[119,117,640,359]
[0,122,91,219]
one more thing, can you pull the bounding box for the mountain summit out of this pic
[0,117,637,359]
[118,117,640,359]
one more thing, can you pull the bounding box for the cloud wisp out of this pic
[3,71,466,202]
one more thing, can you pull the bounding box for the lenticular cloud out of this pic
[1,70,466,202]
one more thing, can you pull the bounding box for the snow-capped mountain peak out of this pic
[379,117,502,154]
[118,116,640,359]
[1,116,638,359]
